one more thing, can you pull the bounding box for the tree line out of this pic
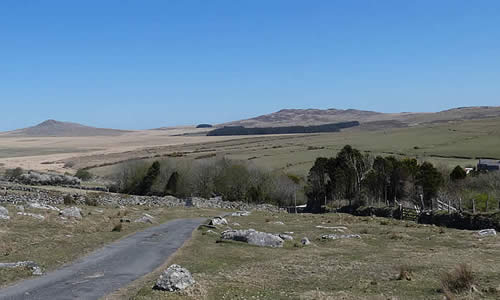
[206,121,359,136]
[305,145,499,213]
[110,158,301,206]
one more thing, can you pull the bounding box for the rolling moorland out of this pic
[1,106,500,299]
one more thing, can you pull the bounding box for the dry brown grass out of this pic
[441,264,475,295]
[127,212,500,300]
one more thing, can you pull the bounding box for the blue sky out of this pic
[1,1,499,130]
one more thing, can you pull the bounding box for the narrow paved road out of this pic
[0,218,204,300]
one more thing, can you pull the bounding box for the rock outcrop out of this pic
[60,207,82,219]
[0,206,9,220]
[154,264,195,291]
[221,229,284,248]
[209,217,228,226]
[0,261,43,275]
[322,234,361,240]
[134,214,155,224]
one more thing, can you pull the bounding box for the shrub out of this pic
[75,169,92,181]
[397,265,412,281]
[112,223,122,232]
[440,264,474,294]
[63,194,75,205]
[84,196,98,206]
[4,167,24,181]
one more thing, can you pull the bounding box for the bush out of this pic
[63,194,75,205]
[4,167,23,181]
[112,223,122,232]
[84,196,98,206]
[441,264,474,294]
[75,169,92,181]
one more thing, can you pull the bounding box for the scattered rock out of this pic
[0,261,43,276]
[0,206,9,220]
[17,212,45,220]
[60,207,82,219]
[477,229,496,237]
[284,231,294,235]
[301,237,311,245]
[209,217,228,226]
[221,229,284,248]
[154,264,195,291]
[273,221,285,225]
[134,214,154,224]
[30,202,60,212]
[322,234,361,240]
[316,225,348,232]
[231,211,251,217]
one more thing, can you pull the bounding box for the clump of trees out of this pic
[110,158,301,206]
[306,145,444,212]
[306,145,500,213]
[207,121,359,136]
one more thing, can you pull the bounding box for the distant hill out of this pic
[221,106,500,128]
[2,120,130,137]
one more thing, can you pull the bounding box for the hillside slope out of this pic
[222,106,500,128]
[2,120,129,137]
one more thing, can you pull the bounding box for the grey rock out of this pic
[273,221,285,225]
[301,237,311,245]
[322,234,361,240]
[0,261,43,276]
[231,211,251,217]
[30,202,60,212]
[221,229,284,248]
[209,217,228,226]
[154,264,195,291]
[134,214,154,224]
[60,207,82,219]
[17,212,45,220]
[477,229,496,237]
[232,222,241,227]
[0,206,9,220]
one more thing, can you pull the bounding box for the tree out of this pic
[305,157,328,213]
[450,165,467,182]
[335,145,368,206]
[75,169,92,181]
[164,171,179,196]
[135,161,161,195]
[417,162,444,206]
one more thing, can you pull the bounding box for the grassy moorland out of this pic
[90,117,500,178]
[0,199,222,287]
[113,211,500,300]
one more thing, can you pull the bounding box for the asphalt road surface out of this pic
[0,218,204,300]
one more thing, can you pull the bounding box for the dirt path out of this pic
[0,218,204,300]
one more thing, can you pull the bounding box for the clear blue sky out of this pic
[1,0,499,131]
